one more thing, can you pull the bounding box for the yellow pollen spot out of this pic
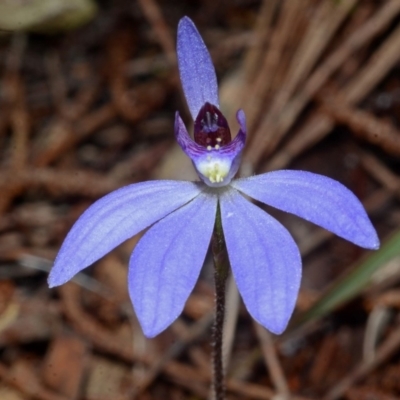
[205,162,226,183]
[216,137,222,143]
[207,145,212,151]
[215,144,220,150]
[197,156,230,184]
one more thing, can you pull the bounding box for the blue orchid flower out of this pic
[48,16,379,338]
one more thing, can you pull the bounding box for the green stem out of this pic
[211,203,229,400]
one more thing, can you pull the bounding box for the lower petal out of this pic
[220,189,301,334]
[129,192,217,337]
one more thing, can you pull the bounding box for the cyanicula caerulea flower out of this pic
[48,17,379,338]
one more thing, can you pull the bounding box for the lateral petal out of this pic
[177,16,219,119]
[232,170,379,249]
[49,180,203,287]
[129,191,217,338]
[220,189,301,334]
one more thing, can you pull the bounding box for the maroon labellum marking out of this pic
[194,102,231,147]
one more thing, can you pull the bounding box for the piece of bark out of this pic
[42,334,88,399]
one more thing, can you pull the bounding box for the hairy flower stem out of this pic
[211,204,229,400]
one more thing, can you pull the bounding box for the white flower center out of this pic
[197,155,230,183]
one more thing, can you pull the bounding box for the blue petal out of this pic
[129,191,217,337]
[220,189,301,334]
[236,109,246,134]
[177,16,219,119]
[232,170,379,250]
[48,181,203,287]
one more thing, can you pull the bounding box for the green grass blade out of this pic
[288,229,400,331]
